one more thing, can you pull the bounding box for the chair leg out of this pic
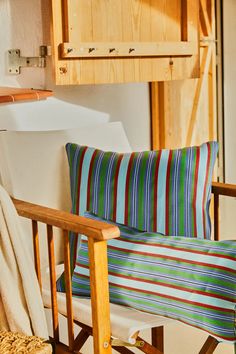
[152,326,164,353]
[198,336,219,354]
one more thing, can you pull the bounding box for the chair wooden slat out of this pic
[47,224,59,343]
[63,229,74,351]
[32,220,42,291]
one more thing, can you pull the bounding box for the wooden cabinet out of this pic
[51,0,200,85]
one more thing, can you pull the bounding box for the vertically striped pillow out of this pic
[66,141,218,238]
[70,212,236,343]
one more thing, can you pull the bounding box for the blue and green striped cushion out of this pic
[69,212,236,343]
[66,141,218,239]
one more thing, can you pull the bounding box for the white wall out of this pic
[0,0,150,150]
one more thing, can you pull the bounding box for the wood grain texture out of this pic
[0,87,53,104]
[51,0,199,84]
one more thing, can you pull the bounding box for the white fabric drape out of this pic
[0,185,48,339]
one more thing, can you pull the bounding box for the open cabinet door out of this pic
[151,0,217,150]
[51,0,200,84]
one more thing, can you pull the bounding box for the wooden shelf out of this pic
[0,87,53,104]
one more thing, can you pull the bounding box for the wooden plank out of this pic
[88,238,112,354]
[13,198,120,241]
[61,41,197,58]
[63,230,74,351]
[47,225,59,343]
[0,87,53,104]
[32,220,42,292]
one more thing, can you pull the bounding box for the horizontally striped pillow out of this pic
[69,212,236,343]
[66,141,218,238]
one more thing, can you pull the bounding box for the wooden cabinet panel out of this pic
[151,0,217,152]
[51,0,200,85]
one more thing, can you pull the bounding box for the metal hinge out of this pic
[7,45,51,74]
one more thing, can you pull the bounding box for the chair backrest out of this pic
[0,122,132,267]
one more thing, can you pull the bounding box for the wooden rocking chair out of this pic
[11,180,236,354]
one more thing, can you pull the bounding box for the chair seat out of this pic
[42,265,173,344]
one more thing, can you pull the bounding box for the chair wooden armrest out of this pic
[211,182,236,241]
[212,181,236,197]
[12,198,120,241]
[12,198,119,354]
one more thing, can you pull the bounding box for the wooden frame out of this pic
[11,181,236,354]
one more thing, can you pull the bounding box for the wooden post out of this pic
[88,238,112,354]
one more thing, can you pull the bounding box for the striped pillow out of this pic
[66,141,218,238]
[70,212,236,343]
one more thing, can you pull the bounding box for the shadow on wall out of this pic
[0,99,109,131]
